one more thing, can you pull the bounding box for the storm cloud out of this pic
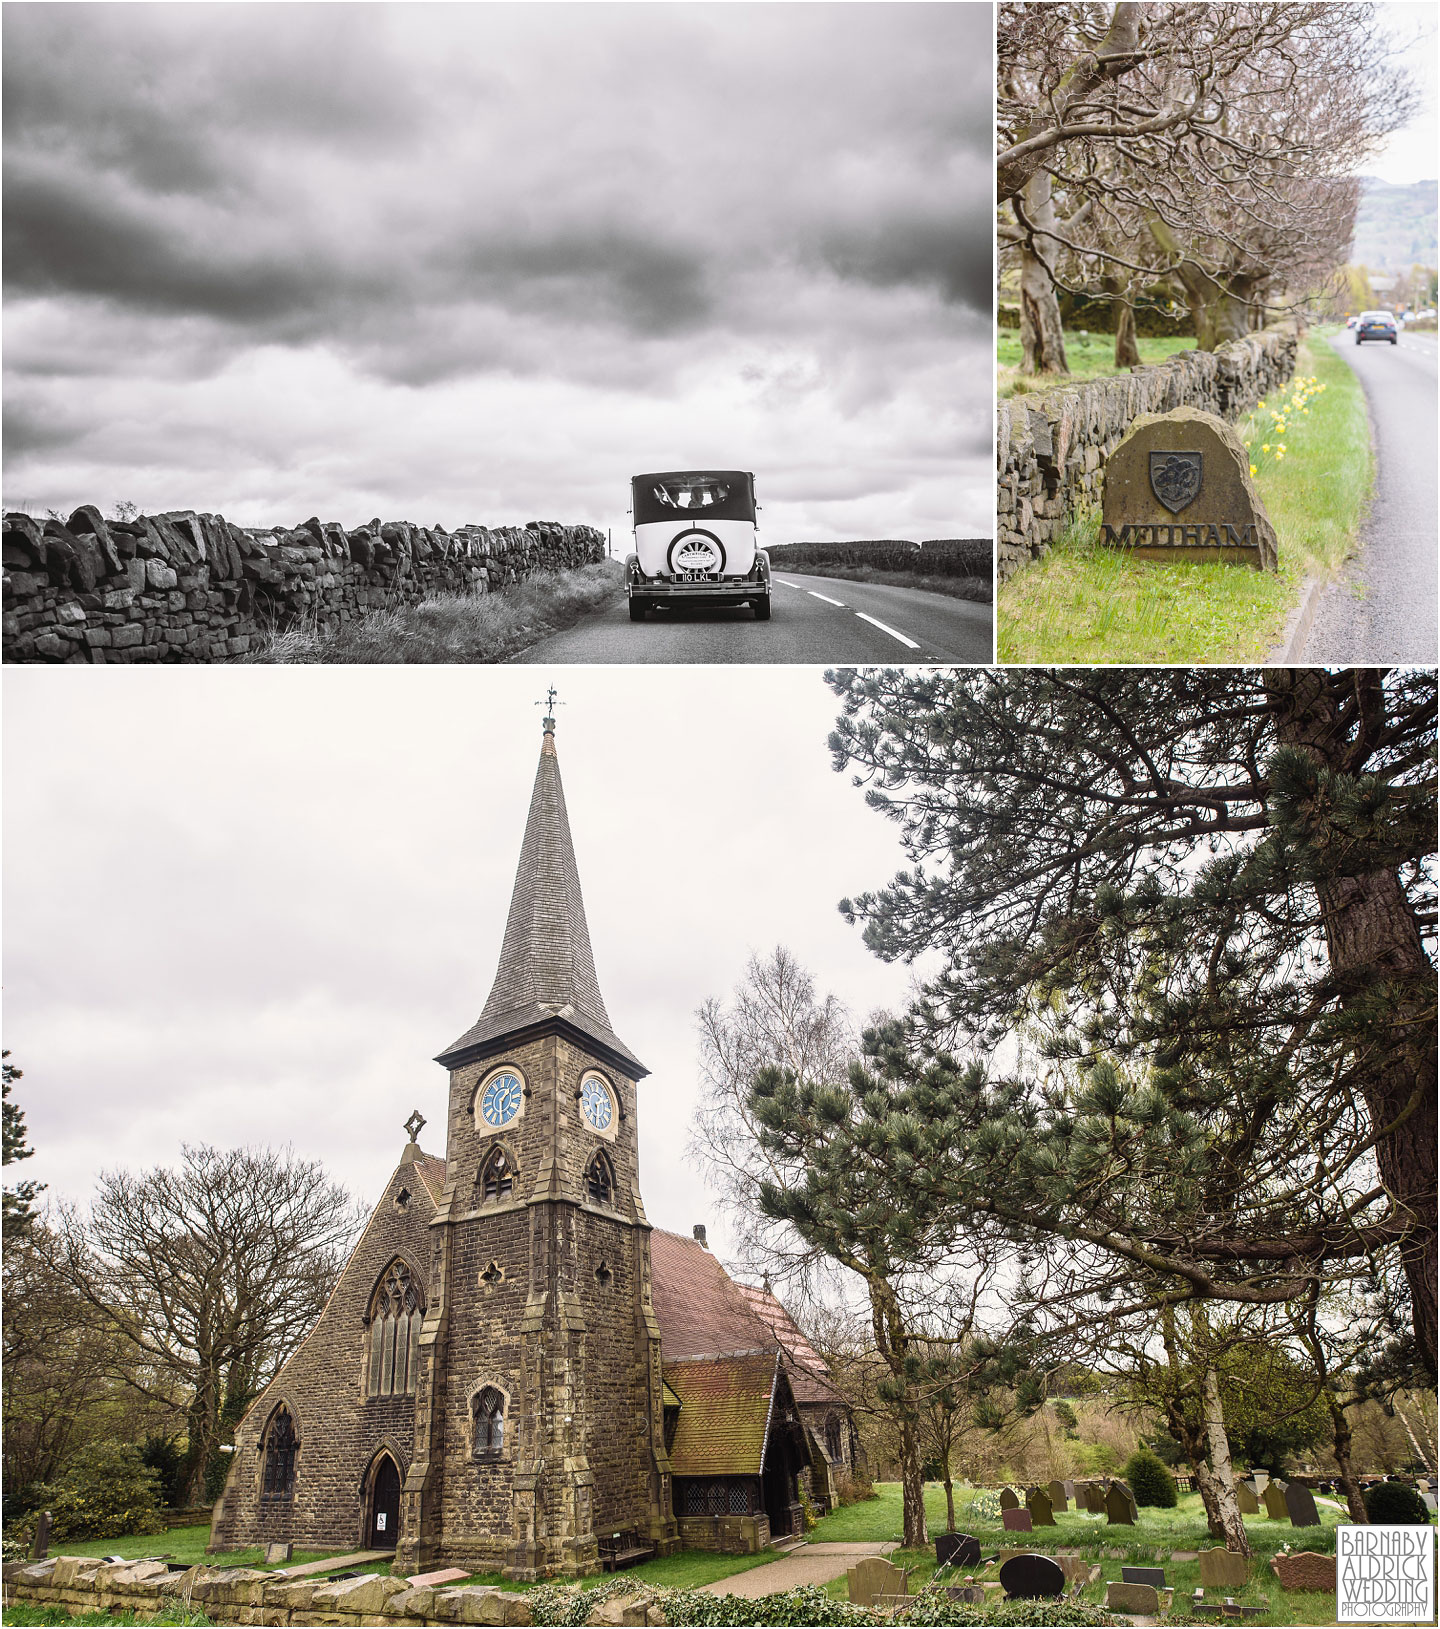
[3,3,994,538]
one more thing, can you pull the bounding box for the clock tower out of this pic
[396,707,679,1577]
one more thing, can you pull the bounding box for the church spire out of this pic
[436,708,645,1075]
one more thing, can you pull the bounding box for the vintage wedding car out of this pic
[626,470,771,621]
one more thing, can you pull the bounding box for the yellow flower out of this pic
[1262,444,1270,452]
[1250,464,1258,476]
[1276,449,1286,460]
[1258,400,1267,408]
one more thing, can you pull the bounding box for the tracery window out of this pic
[367,1260,424,1398]
[472,1386,505,1458]
[585,1150,614,1206]
[260,1405,298,1500]
[479,1147,514,1202]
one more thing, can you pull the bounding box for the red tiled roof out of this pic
[665,1352,779,1476]
[649,1229,777,1362]
[733,1283,843,1406]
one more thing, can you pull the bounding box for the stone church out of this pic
[211,713,856,1577]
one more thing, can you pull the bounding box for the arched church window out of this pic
[367,1260,425,1398]
[585,1151,614,1206]
[472,1386,505,1458]
[825,1412,843,1460]
[479,1147,514,1202]
[260,1405,298,1500]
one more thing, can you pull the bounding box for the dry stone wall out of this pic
[997,325,1298,581]
[2,507,605,663]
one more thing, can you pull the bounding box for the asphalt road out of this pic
[1301,331,1437,663]
[512,571,994,664]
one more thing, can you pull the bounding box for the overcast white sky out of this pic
[2,2,993,543]
[2,666,941,1267]
[1371,2,1439,182]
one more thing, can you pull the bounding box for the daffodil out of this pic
[1250,464,1258,476]
[1262,444,1270,452]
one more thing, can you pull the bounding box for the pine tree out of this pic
[3,1052,44,1244]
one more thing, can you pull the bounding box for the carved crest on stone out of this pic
[1149,450,1203,513]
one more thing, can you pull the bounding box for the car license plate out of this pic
[680,571,715,581]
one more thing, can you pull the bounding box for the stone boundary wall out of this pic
[2,507,606,663]
[997,324,1298,581]
[3,1555,536,1626]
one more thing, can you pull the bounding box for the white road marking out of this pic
[807,590,847,607]
[855,612,920,650]
[774,577,804,588]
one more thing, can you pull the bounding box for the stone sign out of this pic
[999,1554,1066,1600]
[1100,406,1279,571]
[1048,1479,1069,1512]
[1263,1482,1290,1520]
[1198,1547,1249,1590]
[1284,1482,1321,1528]
[1026,1488,1057,1526]
[1002,1508,1034,1533]
[1106,1580,1161,1613]
[1237,1480,1260,1515]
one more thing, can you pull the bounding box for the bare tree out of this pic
[56,1144,361,1504]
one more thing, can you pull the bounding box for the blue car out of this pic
[1356,310,1398,345]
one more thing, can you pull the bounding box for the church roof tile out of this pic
[664,1352,780,1477]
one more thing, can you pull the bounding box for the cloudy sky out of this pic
[2,2,992,543]
[1372,2,1439,182]
[2,666,940,1267]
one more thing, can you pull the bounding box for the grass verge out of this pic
[812,1482,1370,1626]
[244,559,624,664]
[773,564,992,604]
[997,330,1371,663]
[999,330,1197,397]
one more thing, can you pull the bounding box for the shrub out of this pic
[1123,1447,1179,1508]
[20,1441,165,1541]
[1363,1481,1431,1525]
[1052,1401,1078,1435]
[836,1469,875,1505]
[667,1585,879,1625]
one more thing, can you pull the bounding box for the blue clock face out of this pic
[480,1073,522,1127]
[581,1076,613,1131]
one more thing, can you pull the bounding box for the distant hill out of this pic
[1351,176,1438,271]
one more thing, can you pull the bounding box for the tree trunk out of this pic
[900,1416,929,1549]
[1327,1396,1370,1523]
[1266,670,1439,1380]
[1105,276,1143,368]
[1019,172,1069,375]
[943,1452,956,1532]
[1197,1366,1252,1555]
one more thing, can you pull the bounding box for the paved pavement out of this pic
[699,1542,900,1597]
[512,573,993,664]
[1300,331,1438,663]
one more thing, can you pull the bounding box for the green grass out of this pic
[999,329,1197,396]
[244,558,624,663]
[811,1481,1395,1626]
[998,331,1371,662]
[773,563,992,604]
[20,1524,341,1572]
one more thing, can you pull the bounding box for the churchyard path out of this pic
[698,1541,900,1596]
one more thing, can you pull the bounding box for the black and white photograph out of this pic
[3,2,994,665]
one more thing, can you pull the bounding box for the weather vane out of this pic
[537,686,564,725]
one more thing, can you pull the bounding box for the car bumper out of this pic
[628,578,768,604]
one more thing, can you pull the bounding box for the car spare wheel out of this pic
[667,530,727,576]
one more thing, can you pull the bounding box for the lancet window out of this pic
[367,1260,424,1398]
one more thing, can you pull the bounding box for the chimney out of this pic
[693,1224,708,1249]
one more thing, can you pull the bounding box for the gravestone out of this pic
[1270,1551,1336,1591]
[1063,1480,1076,1500]
[1002,1508,1034,1533]
[1198,1547,1249,1590]
[1099,406,1279,571]
[1105,1482,1138,1524]
[1057,1556,1100,1588]
[936,1532,980,1569]
[1252,1470,1270,1493]
[265,1542,293,1565]
[848,1556,907,1607]
[1026,1487,1057,1526]
[999,1554,1066,1600]
[1083,1481,1107,1514]
[32,1511,52,1561]
[1123,1565,1168,1588]
[944,1585,985,1603]
[1263,1482,1290,1520]
[1284,1481,1321,1527]
[1106,1580,1161,1613]
[999,1486,1020,1510]
[1421,1491,1437,1514]
[1237,1480,1260,1515]
[1048,1478,1069,1512]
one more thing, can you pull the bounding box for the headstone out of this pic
[1421,1491,1437,1514]
[1105,1580,1161,1613]
[1270,1550,1337,1592]
[1105,1482,1138,1525]
[1048,1478,1069,1512]
[265,1542,293,1565]
[1252,1470,1270,1493]
[944,1585,985,1603]
[32,1511,51,1560]
[999,1486,1020,1510]
[1099,406,1279,571]
[406,1567,471,1587]
[848,1557,907,1607]
[1063,1480,1076,1500]
[1123,1565,1168,1588]
[1002,1508,1034,1533]
[1284,1481,1321,1527]
[1237,1480,1259,1515]
[999,1554,1066,1600]
[1056,1556,1100,1588]
[1083,1481,1107,1513]
[1198,1547,1249,1590]
[1262,1481,1290,1520]
[935,1533,980,1569]
[1026,1487,1057,1526]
